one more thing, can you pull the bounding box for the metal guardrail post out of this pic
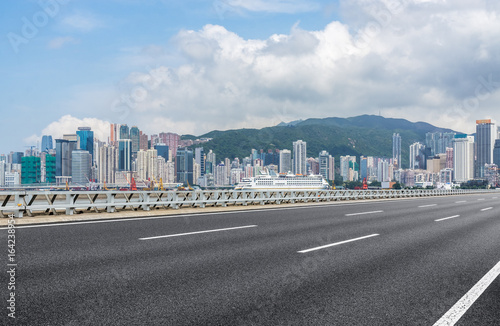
[107,193,116,213]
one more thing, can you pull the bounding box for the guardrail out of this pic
[0,188,491,218]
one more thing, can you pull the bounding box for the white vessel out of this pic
[235,172,330,190]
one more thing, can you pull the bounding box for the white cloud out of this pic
[225,0,321,14]
[96,0,500,137]
[25,115,111,145]
[61,12,104,32]
[48,36,77,49]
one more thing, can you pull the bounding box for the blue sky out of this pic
[1,0,500,154]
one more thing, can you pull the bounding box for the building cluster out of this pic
[0,119,499,189]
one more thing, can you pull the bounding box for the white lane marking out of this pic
[298,234,380,254]
[480,207,493,212]
[477,198,485,201]
[138,225,257,240]
[492,197,498,199]
[455,201,467,204]
[435,215,460,222]
[345,210,383,216]
[433,260,500,326]
[419,204,437,208]
[0,200,412,230]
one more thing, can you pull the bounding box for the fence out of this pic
[0,188,490,218]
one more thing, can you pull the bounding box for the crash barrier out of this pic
[0,188,492,218]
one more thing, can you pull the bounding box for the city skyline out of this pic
[2,1,500,154]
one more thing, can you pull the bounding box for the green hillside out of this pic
[183,115,460,169]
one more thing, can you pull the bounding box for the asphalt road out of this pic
[1,193,499,325]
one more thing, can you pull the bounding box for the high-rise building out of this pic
[41,153,56,183]
[493,139,500,167]
[71,150,92,185]
[21,156,41,184]
[0,161,5,186]
[55,139,77,177]
[445,148,454,169]
[206,150,216,175]
[195,147,205,176]
[279,149,292,174]
[130,126,140,154]
[409,142,426,170]
[426,132,456,155]
[155,145,170,162]
[12,152,24,164]
[293,140,307,175]
[159,132,180,157]
[120,125,130,140]
[99,145,118,184]
[360,156,368,180]
[139,131,149,150]
[453,135,474,183]
[392,133,401,169]
[176,148,193,185]
[110,123,120,145]
[41,135,53,152]
[475,119,496,178]
[118,139,132,171]
[340,155,357,181]
[76,127,94,160]
[319,151,332,180]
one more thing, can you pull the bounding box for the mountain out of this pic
[184,115,460,169]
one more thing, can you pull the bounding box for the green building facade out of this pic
[21,156,41,184]
[45,155,56,183]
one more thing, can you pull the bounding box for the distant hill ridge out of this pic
[184,115,460,169]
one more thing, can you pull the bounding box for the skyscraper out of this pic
[130,126,140,155]
[319,151,332,180]
[475,119,496,178]
[453,135,474,183]
[293,140,307,175]
[176,148,193,185]
[409,142,426,170]
[279,149,292,173]
[56,139,77,177]
[76,127,94,160]
[120,124,130,140]
[392,133,401,169]
[71,150,92,185]
[118,139,132,171]
[195,147,205,176]
[41,135,53,152]
[493,139,500,167]
[99,145,118,183]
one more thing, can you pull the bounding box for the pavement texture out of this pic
[0,193,499,325]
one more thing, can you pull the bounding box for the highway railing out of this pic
[0,188,492,218]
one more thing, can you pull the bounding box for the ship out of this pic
[235,171,330,190]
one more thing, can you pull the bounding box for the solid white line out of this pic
[433,260,500,326]
[435,215,460,222]
[138,225,257,240]
[455,201,467,204]
[480,207,493,212]
[298,234,380,253]
[345,210,383,216]
[419,204,437,208]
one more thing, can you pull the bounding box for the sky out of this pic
[1,0,500,154]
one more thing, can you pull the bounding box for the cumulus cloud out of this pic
[90,0,500,138]
[25,115,111,145]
